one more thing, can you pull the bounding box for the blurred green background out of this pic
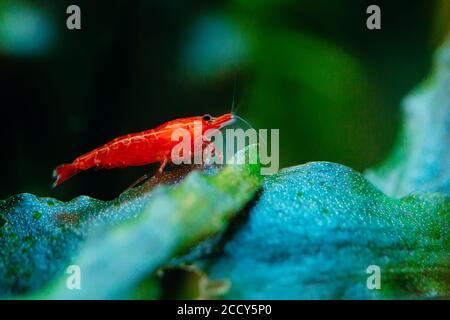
[0,0,448,200]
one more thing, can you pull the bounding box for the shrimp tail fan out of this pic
[52,163,80,187]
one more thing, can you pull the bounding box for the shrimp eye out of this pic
[202,114,212,121]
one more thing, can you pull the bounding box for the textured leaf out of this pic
[0,146,262,299]
[204,162,449,299]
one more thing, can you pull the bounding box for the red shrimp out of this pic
[52,113,234,187]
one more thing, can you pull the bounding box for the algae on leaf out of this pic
[0,194,105,297]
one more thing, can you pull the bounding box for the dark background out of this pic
[0,0,448,200]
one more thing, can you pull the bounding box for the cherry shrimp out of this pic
[52,113,235,187]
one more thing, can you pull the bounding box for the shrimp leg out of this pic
[157,157,169,175]
[124,157,169,192]
[126,174,150,190]
[203,141,223,165]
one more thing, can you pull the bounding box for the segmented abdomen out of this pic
[74,130,172,169]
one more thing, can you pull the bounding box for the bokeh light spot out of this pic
[0,2,54,56]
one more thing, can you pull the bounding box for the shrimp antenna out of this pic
[234,114,254,130]
[231,73,239,114]
[234,114,266,146]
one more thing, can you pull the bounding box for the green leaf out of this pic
[366,40,450,197]
[204,162,449,299]
[0,145,262,299]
